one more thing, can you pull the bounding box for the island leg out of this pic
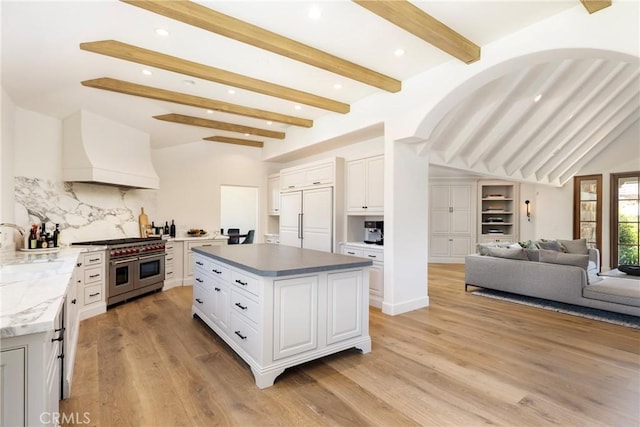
[355,338,372,354]
[251,366,285,389]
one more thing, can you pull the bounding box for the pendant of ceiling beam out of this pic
[153,113,285,139]
[580,0,611,14]
[203,136,263,148]
[352,0,480,64]
[120,0,401,93]
[80,40,350,114]
[81,77,312,128]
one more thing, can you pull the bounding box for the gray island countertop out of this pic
[192,243,372,277]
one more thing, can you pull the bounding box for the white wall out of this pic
[534,120,640,270]
[0,88,16,250]
[220,185,258,234]
[152,141,269,240]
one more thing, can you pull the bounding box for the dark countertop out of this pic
[192,244,372,277]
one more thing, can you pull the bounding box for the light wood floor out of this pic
[61,264,640,426]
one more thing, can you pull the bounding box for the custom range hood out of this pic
[63,110,159,189]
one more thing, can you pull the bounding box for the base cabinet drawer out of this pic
[84,285,103,305]
[231,271,259,296]
[230,312,259,360]
[231,289,259,324]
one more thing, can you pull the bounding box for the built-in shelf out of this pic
[478,180,519,243]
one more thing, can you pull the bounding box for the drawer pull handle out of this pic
[195,298,203,304]
[202,244,212,247]
[196,278,203,283]
[89,292,100,297]
[214,287,221,292]
[166,257,173,262]
[234,331,247,340]
[288,185,295,188]
[235,279,248,286]
[58,354,64,360]
[212,269,222,274]
[55,327,65,333]
[76,262,82,267]
[89,258,100,262]
[313,181,321,185]
[51,336,63,342]
[235,302,247,310]
[89,274,100,279]
[196,261,204,266]
[347,251,355,255]
[368,255,377,258]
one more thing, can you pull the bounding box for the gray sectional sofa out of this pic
[464,240,640,317]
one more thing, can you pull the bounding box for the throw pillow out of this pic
[519,240,538,250]
[476,242,497,255]
[558,239,589,255]
[487,247,528,260]
[536,240,563,252]
[618,265,640,276]
[539,249,589,270]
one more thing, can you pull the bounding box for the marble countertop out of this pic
[0,247,96,338]
[341,242,385,250]
[193,243,372,277]
[168,235,229,242]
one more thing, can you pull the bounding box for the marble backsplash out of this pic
[13,177,158,247]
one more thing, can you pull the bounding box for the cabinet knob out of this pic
[71,298,77,304]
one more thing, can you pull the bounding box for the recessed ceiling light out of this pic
[155,28,169,37]
[308,5,322,20]
[266,121,273,125]
[394,48,405,57]
[141,69,152,76]
[534,93,542,102]
[244,133,250,136]
[333,83,342,90]
[227,89,235,95]
[294,105,302,110]
[183,79,195,86]
[206,110,214,114]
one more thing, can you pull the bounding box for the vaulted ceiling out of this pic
[2,0,635,186]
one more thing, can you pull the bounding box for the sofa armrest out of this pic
[588,248,600,274]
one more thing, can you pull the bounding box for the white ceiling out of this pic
[2,1,637,185]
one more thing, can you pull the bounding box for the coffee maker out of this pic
[364,221,384,245]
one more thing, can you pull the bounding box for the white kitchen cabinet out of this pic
[273,275,318,360]
[478,180,520,244]
[279,187,333,252]
[347,155,384,214]
[267,174,280,215]
[429,182,475,263]
[279,159,334,190]
[164,240,184,289]
[184,239,225,285]
[63,274,79,399]
[191,251,370,389]
[341,243,384,308]
[76,250,106,320]
[0,347,26,426]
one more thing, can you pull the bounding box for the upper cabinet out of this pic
[280,160,334,190]
[478,180,520,243]
[267,174,280,215]
[347,155,384,215]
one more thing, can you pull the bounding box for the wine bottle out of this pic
[170,220,176,238]
[53,224,60,247]
[164,221,170,235]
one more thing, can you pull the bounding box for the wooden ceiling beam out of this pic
[580,0,611,14]
[81,77,312,128]
[353,0,480,64]
[153,113,285,139]
[80,40,350,114]
[120,0,401,93]
[203,136,264,148]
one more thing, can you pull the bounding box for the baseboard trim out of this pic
[382,295,429,316]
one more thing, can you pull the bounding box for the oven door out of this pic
[109,258,137,298]
[136,254,165,290]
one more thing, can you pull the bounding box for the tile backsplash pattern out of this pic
[14,177,157,246]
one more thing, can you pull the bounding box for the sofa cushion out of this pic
[583,278,640,307]
[558,239,589,255]
[536,240,563,252]
[519,240,538,250]
[476,242,518,255]
[487,247,528,260]
[525,249,540,262]
[539,249,589,270]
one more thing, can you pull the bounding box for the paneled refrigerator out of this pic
[279,187,333,252]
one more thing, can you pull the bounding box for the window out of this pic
[573,174,602,252]
[611,172,640,267]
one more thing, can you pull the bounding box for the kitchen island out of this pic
[191,244,372,388]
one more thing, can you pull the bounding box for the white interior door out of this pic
[279,191,302,248]
[302,187,333,252]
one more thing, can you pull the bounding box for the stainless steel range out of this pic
[73,237,165,306]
